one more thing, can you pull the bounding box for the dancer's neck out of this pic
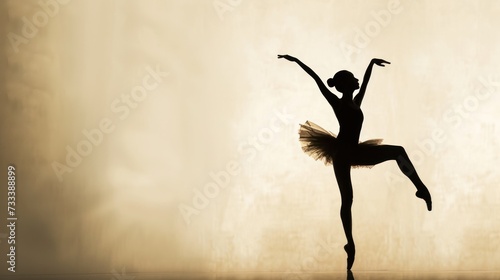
[341,90,354,101]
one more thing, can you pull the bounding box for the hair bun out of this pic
[327,78,335,88]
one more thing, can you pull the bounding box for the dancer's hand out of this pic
[277,54,297,62]
[371,58,390,67]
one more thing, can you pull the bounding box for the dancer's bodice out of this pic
[333,100,363,145]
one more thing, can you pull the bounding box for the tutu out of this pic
[298,120,383,167]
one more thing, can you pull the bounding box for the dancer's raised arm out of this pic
[278,54,339,106]
[354,58,390,106]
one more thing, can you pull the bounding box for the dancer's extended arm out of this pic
[354,58,390,106]
[278,54,339,106]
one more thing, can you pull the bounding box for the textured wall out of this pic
[0,0,499,276]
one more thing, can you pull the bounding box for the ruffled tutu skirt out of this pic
[298,120,383,167]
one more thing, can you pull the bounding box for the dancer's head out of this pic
[327,70,359,94]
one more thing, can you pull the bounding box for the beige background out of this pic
[1,0,499,276]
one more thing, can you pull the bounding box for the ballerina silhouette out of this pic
[278,54,432,270]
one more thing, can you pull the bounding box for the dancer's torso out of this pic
[332,100,363,146]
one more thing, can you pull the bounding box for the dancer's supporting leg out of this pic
[333,161,356,270]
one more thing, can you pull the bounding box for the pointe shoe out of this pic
[344,244,355,270]
[416,189,432,211]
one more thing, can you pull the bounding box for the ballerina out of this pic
[278,54,432,270]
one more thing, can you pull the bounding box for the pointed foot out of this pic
[416,189,432,211]
[344,244,355,270]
